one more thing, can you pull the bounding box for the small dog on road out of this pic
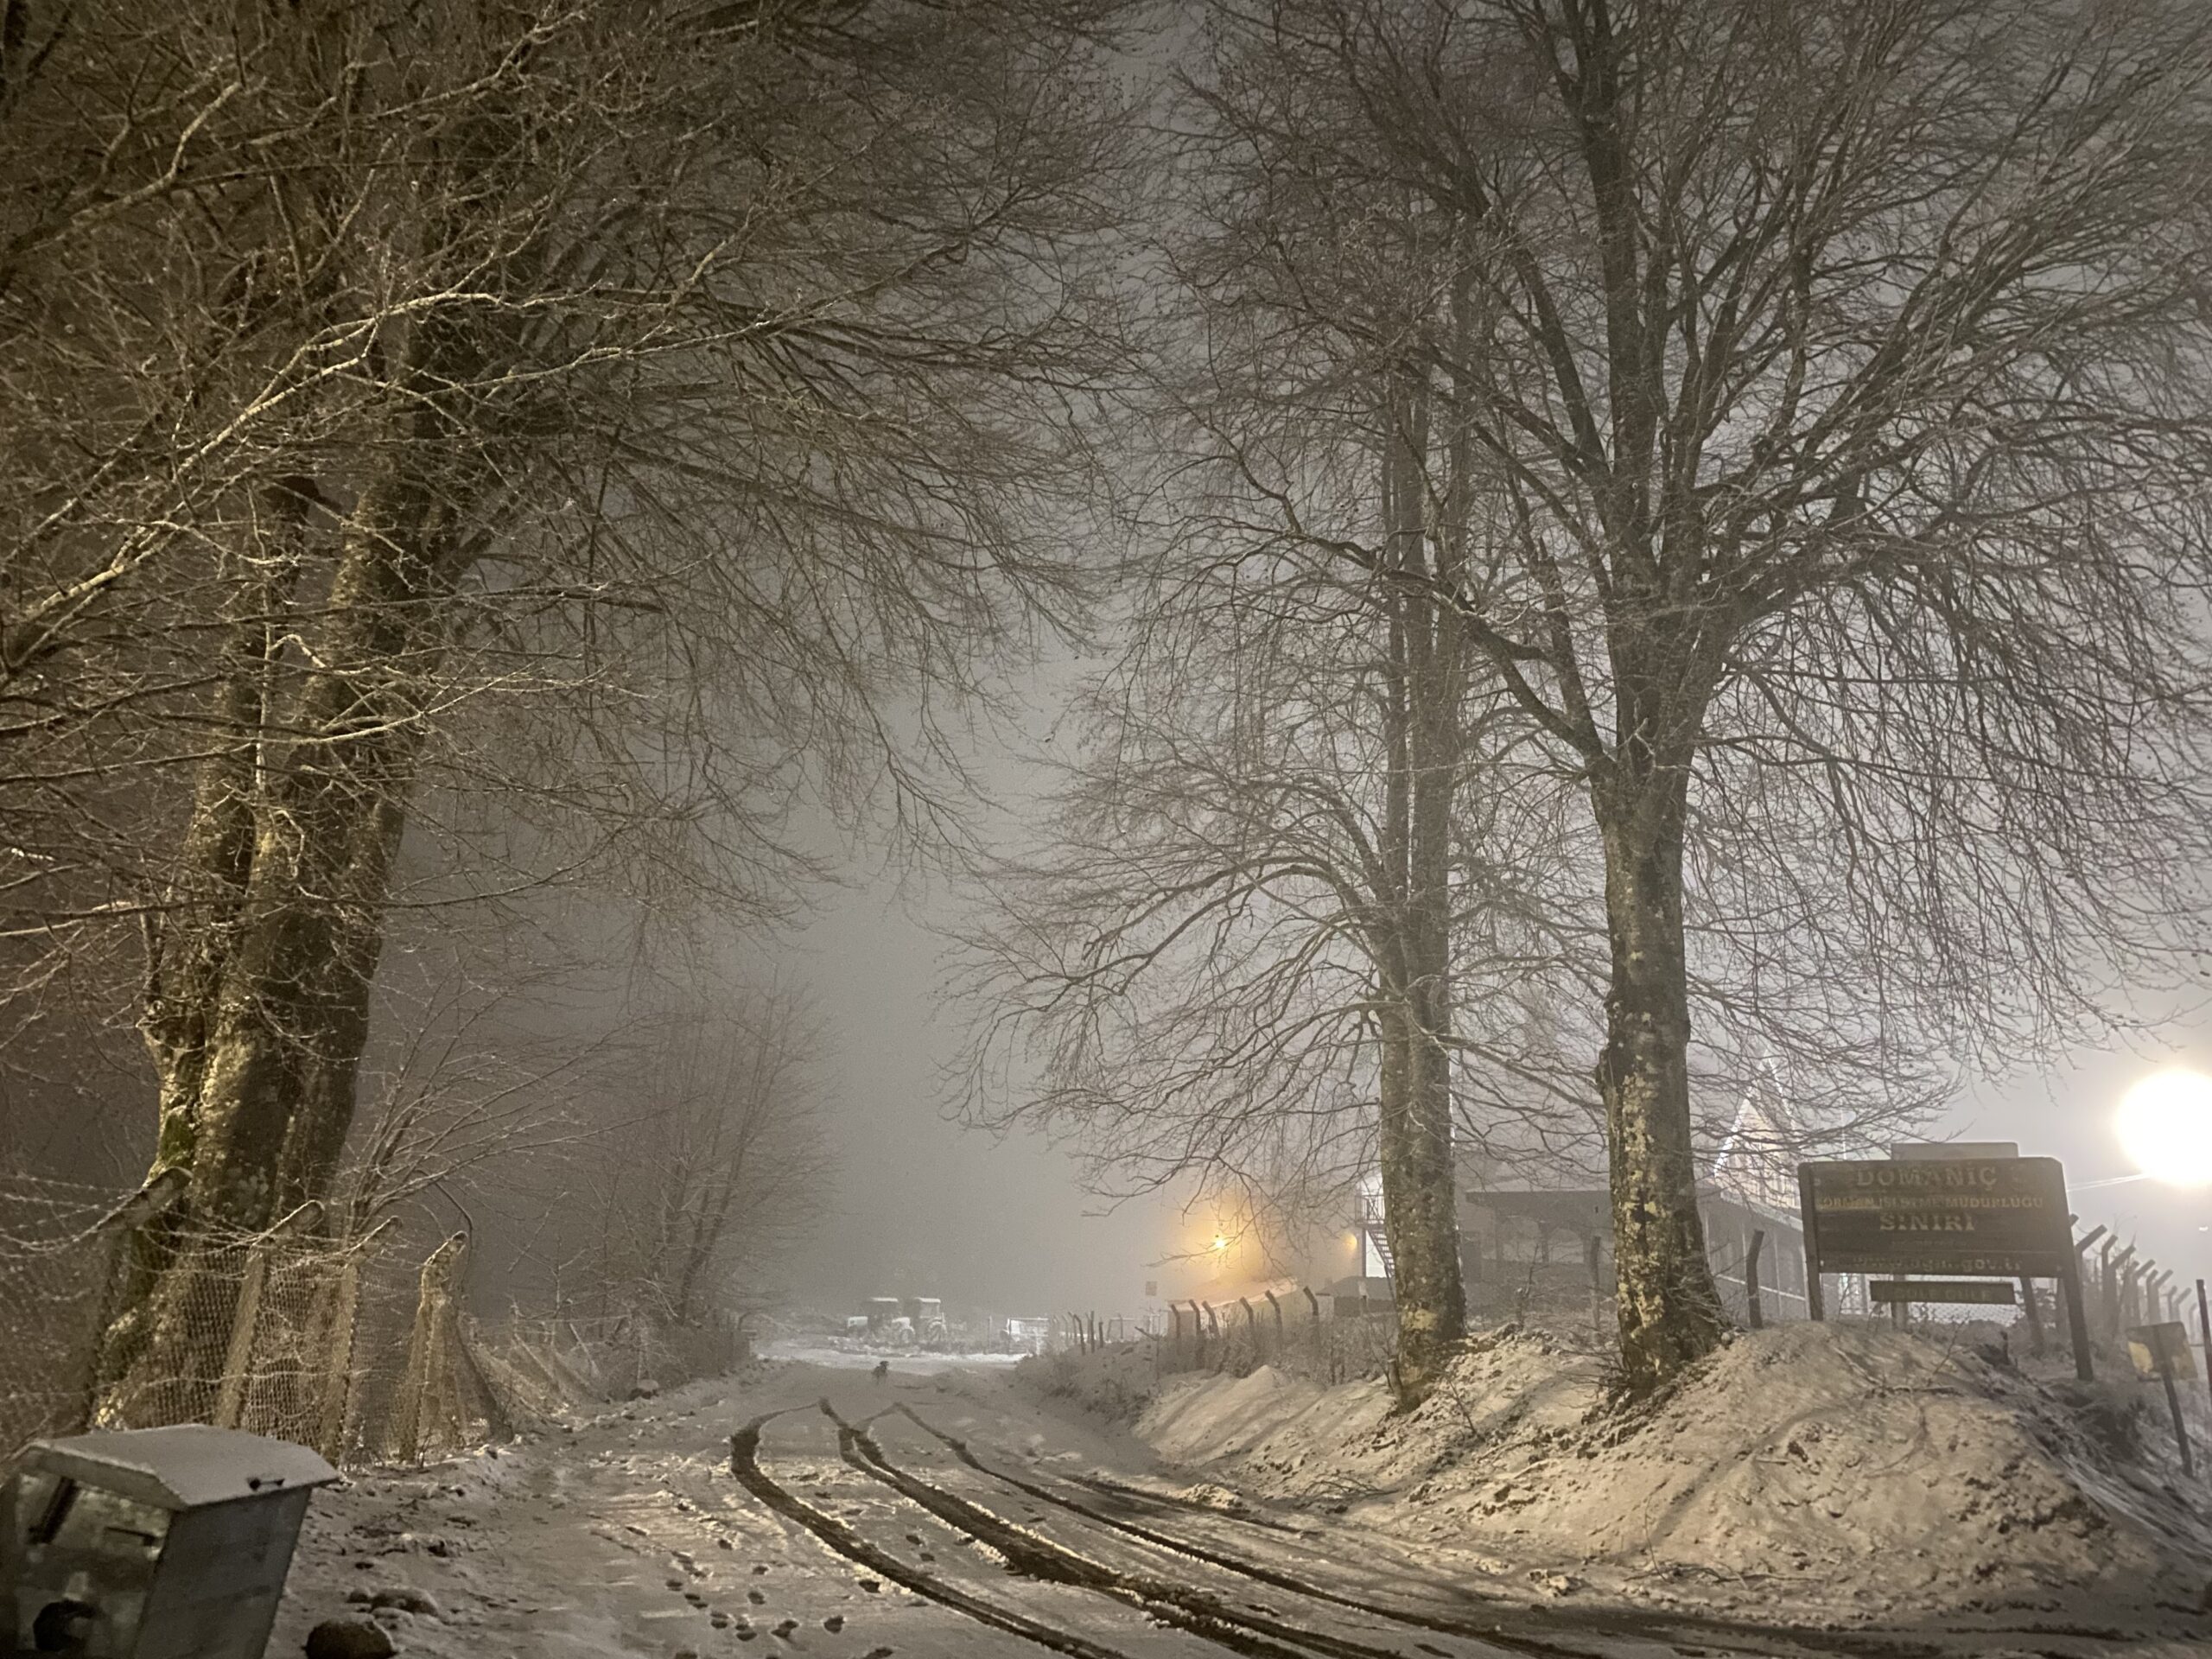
[871,1359,890,1382]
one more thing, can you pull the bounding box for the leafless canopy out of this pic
[970,0,2212,1390]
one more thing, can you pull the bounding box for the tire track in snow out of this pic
[884,1405,1561,1656]
[829,1401,1522,1659]
[880,1405,1982,1659]
[1053,1471,1319,1537]
[730,1406,1134,1659]
[738,1391,2094,1659]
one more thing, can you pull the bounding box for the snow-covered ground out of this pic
[763,1339,1027,1373]
[265,1335,2212,1657]
[1129,1321,2212,1641]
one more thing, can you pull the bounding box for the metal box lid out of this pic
[20,1426,337,1511]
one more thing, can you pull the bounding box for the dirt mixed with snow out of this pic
[262,1334,2212,1656]
[268,1368,798,1657]
[1125,1321,2212,1630]
[264,1351,1183,1657]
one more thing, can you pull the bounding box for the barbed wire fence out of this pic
[1099,1288,1398,1387]
[0,1172,140,1459]
[0,1170,744,1472]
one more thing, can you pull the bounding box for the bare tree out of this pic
[1173,0,2212,1392]
[573,990,828,1332]
[0,0,1138,1420]
[960,410,1589,1402]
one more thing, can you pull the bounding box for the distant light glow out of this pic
[2117,1070,2212,1186]
[1211,1235,1228,1253]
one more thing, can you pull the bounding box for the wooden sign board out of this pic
[1869,1279,2016,1306]
[1797,1157,2073,1276]
[1889,1141,2020,1161]
[2128,1321,2198,1382]
[1797,1154,2093,1380]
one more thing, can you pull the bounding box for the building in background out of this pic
[1454,1080,1815,1328]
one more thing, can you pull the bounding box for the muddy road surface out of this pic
[267,1360,2196,1659]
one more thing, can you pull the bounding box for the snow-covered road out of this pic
[266,1358,2203,1659]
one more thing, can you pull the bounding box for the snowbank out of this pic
[1140,1325,1601,1504]
[1014,1342,1163,1424]
[1136,1321,2212,1623]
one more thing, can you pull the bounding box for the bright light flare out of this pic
[1211,1235,1229,1253]
[2117,1069,2212,1186]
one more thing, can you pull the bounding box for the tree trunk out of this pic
[1594,764,1726,1394]
[95,485,314,1403]
[275,781,421,1215]
[1369,365,1467,1408]
[101,432,463,1420]
[1374,991,1464,1405]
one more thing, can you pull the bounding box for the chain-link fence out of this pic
[0,1173,140,1460]
[1140,1288,1399,1386]
[477,1310,747,1403]
[0,1171,741,1472]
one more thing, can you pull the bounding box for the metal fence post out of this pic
[212,1201,320,1433]
[315,1216,394,1465]
[211,1245,270,1433]
[315,1252,362,1462]
[395,1232,468,1464]
[2019,1276,2045,1357]
[2198,1279,2212,1408]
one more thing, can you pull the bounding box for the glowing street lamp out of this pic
[2117,1069,2212,1187]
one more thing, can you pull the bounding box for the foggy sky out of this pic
[785,881,1185,1321]
[784,846,2212,1327]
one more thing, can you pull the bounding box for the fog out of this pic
[1948,1045,2212,1314]
[785,880,1182,1321]
[773,817,2212,1330]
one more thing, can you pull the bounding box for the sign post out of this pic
[2127,1321,2197,1478]
[2199,1278,2212,1408]
[2058,1243,2095,1382]
[1798,1154,2090,1379]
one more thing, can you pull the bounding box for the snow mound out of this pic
[1480,1323,2208,1612]
[1140,1328,1596,1503]
[1140,1321,2212,1621]
[1014,1342,1161,1424]
[1143,1363,1354,1464]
